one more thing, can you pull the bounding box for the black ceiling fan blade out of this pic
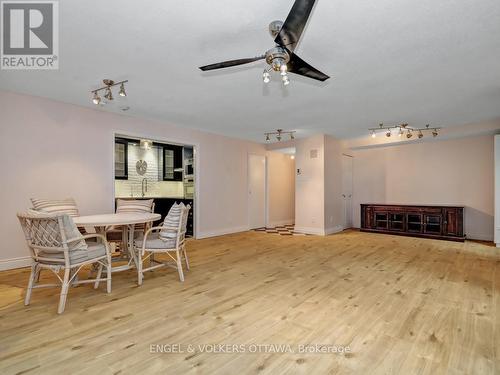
[287,53,330,81]
[199,56,265,71]
[275,0,317,52]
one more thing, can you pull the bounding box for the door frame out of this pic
[247,153,268,230]
[342,153,354,229]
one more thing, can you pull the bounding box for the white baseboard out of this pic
[0,256,32,271]
[325,225,345,235]
[466,232,494,241]
[267,219,294,228]
[196,226,250,239]
[293,226,324,235]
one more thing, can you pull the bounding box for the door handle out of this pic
[342,194,346,198]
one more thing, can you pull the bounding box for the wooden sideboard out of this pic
[360,204,465,242]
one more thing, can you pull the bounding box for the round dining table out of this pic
[74,213,161,272]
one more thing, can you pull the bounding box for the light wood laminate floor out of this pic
[0,230,499,374]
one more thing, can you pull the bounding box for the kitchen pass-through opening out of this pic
[113,134,196,238]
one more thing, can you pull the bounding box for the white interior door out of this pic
[342,154,353,229]
[248,154,266,229]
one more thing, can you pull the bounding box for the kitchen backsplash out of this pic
[115,143,184,198]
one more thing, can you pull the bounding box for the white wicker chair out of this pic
[17,212,112,314]
[134,204,190,285]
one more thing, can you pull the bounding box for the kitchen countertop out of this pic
[115,195,187,200]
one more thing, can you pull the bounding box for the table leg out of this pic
[127,224,139,269]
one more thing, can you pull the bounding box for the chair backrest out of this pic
[17,212,69,265]
[116,199,154,214]
[30,198,80,218]
[177,205,191,246]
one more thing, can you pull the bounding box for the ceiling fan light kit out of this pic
[369,123,441,140]
[199,0,329,86]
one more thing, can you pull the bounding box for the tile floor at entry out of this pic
[254,224,308,236]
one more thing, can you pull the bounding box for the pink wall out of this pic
[351,135,495,240]
[0,91,266,267]
[266,151,295,227]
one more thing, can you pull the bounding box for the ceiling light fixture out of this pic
[104,87,113,101]
[369,122,441,141]
[264,129,296,143]
[119,83,127,97]
[140,139,153,150]
[92,91,101,105]
[91,79,129,105]
[263,69,271,83]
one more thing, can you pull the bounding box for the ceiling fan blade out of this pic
[287,53,330,81]
[275,0,317,52]
[199,56,265,71]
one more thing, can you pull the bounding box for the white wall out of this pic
[324,135,345,234]
[266,151,295,227]
[351,135,495,240]
[0,91,265,268]
[294,134,326,235]
[495,135,500,246]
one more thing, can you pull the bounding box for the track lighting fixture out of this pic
[369,122,441,141]
[91,79,129,105]
[264,129,296,143]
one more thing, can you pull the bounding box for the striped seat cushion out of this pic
[31,198,80,218]
[116,199,154,214]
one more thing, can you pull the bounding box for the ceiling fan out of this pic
[199,0,329,86]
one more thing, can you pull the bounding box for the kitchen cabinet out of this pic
[163,145,183,181]
[114,139,128,179]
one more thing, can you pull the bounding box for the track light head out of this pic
[119,83,127,97]
[104,87,113,101]
[92,92,101,105]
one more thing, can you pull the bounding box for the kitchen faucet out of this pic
[141,178,148,197]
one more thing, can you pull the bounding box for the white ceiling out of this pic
[1,0,500,143]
